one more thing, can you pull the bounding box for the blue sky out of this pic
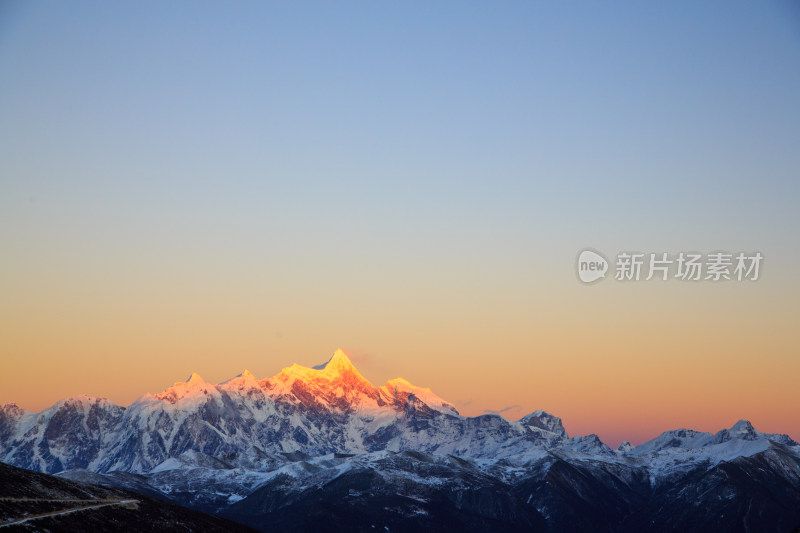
[2,2,798,258]
[1,1,799,443]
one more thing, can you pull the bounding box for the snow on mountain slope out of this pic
[629,428,717,455]
[0,396,124,473]
[1,349,798,490]
[380,378,458,415]
[629,420,797,460]
[1,350,792,532]
[155,373,220,405]
[3,350,553,474]
[615,419,800,483]
[260,350,400,425]
[519,410,567,444]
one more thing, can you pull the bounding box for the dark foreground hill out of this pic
[0,461,255,532]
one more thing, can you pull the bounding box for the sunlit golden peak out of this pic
[185,372,205,384]
[276,349,370,387]
[310,349,353,371]
[328,349,353,369]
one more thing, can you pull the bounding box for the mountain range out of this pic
[2,350,799,532]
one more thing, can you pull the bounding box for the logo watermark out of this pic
[577,249,762,284]
[577,249,609,283]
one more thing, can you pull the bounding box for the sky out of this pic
[1,1,799,447]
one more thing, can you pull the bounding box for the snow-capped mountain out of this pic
[0,350,568,475]
[2,349,799,532]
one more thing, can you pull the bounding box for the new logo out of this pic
[577,249,608,283]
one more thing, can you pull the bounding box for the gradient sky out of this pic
[1,1,799,447]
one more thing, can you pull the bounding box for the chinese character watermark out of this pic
[577,249,762,284]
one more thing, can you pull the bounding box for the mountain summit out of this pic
[154,372,215,405]
[265,349,382,410]
[274,349,364,381]
[311,349,370,384]
[312,348,355,372]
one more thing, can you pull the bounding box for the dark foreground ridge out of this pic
[0,462,255,532]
